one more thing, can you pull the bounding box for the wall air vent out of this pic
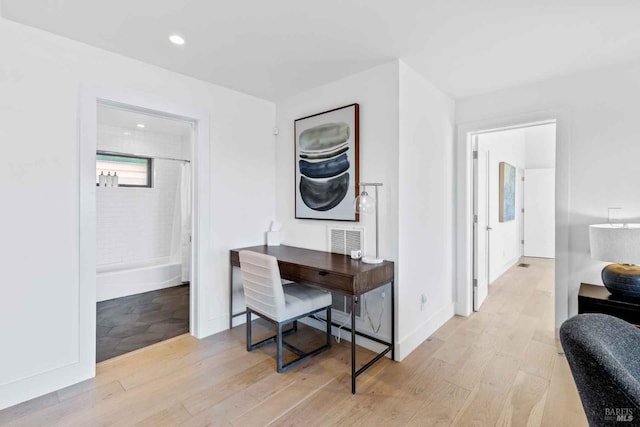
[325,226,365,319]
[328,226,364,256]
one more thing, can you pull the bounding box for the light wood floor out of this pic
[0,257,587,426]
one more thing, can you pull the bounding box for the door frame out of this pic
[456,109,569,332]
[519,167,525,258]
[473,146,490,311]
[79,83,211,378]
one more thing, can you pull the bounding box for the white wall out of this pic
[274,61,400,348]
[524,123,556,259]
[477,129,526,282]
[457,58,640,328]
[524,168,556,258]
[96,125,186,270]
[397,61,456,358]
[525,124,556,169]
[274,60,456,360]
[0,15,275,409]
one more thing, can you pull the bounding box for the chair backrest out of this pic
[560,313,640,425]
[239,250,286,320]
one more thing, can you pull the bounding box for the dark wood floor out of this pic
[96,284,190,362]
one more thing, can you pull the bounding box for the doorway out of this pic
[472,122,556,310]
[95,104,193,361]
[79,85,211,377]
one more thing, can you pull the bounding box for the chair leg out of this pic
[326,307,332,347]
[277,323,284,373]
[246,307,332,373]
[246,310,252,352]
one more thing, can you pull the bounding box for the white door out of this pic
[518,168,525,257]
[474,149,490,310]
[524,168,555,258]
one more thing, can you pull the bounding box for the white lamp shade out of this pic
[589,224,640,264]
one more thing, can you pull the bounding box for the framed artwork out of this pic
[499,161,516,222]
[294,103,359,221]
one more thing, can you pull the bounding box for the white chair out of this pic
[239,250,332,372]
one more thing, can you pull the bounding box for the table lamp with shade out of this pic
[589,223,640,298]
[354,182,383,264]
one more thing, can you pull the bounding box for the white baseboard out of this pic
[0,361,93,411]
[230,313,247,329]
[214,304,455,363]
[300,317,390,355]
[198,311,260,339]
[524,246,555,258]
[200,312,390,356]
[196,314,230,339]
[490,256,521,284]
[396,303,455,361]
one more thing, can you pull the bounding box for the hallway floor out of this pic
[0,258,587,426]
[96,284,189,362]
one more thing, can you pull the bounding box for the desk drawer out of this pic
[279,263,353,293]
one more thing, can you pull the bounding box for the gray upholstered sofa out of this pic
[560,313,640,426]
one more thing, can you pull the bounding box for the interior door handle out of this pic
[486,226,493,231]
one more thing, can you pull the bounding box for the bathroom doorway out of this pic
[79,85,210,379]
[95,104,194,362]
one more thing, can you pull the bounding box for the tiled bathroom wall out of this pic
[97,124,189,268]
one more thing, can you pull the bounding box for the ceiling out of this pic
[3,0,640,101]
[98,105,193,138]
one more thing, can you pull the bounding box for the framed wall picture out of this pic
[294,103,359,221]
[499,161,516,222]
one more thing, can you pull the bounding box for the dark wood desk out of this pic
[578,283,640,326]
[229,245,395,393]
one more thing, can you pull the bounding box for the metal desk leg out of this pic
[229,265,234,329]
[391,280,395,361]
[351,295,357,394]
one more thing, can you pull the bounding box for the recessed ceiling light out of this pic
[136,123,145,128]
[169,34,185,45]
[123,131,131,136]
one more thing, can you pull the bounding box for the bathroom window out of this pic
[96,153,153,187]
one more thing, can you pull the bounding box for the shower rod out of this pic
[97,150,191,163]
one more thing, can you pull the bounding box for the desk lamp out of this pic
[354,182,383,264]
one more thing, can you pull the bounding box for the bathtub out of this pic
[97,257,183,302]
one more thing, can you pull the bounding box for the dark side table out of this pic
[578,283,640,326]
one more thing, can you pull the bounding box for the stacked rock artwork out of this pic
[298,122,351,211]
